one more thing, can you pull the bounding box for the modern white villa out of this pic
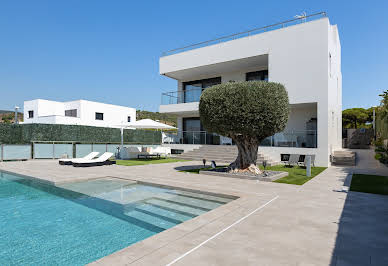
[159,13,342,167]
[23,99,136,128]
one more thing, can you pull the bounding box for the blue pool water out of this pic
[0,172,235,265]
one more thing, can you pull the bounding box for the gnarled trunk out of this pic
[229,135,262,175]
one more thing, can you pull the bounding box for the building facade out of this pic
[159,13,342,166]
[23,99,136,128]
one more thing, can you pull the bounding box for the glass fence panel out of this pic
[261,131,317,148]
[75,144,92,158]
[92,144,107,155]
[107,144,120,155]
[54,144,73,159]
[33,143,54,159]
[2,145,31,160]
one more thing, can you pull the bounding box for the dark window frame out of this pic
[28,110,34,119]
[127,116,131,122]
[65,109,77,117]
[95,112,104,120]
[245,70,268,81]
[182,77,221,103]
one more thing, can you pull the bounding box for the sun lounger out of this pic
[58,152,99,165]
[72,152,115,167]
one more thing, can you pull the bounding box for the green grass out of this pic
[375,153,382,160]
[350,174,388,195]
[114,158,188,166]
[259,165,327,185]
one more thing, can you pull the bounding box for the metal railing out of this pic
[161,88,203,105]
[163,130,317,147]
[162,12,326,56]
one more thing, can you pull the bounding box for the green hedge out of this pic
[376,113,388,139]
[0,123,161,144]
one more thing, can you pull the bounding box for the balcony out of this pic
[161,88,203,105]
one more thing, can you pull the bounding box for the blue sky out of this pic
[0,0,387,112]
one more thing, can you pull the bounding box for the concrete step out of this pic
[332,150,356,166]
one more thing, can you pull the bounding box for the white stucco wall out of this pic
[158,17,342,167]
[23,99,136,128]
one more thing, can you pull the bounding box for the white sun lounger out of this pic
[58,152,100,165]
[72,152,115,167]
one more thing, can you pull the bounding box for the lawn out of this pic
[350,174,388,195]
[259,165,327,185]
[180,164,327,185]
[114,158,188,166]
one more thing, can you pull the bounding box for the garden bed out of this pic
[199,167,288,181]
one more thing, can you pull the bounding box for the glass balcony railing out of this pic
[163,130,317,148]
[161,88,203,105]
[261,130,317,148]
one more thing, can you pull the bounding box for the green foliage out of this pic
[379,90,388,118]
[0,123,161,144]
[199,81,289,140]
[136,110,177,127]
[342,108,371,129]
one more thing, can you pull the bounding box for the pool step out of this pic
[160,194,222,210]
[124,209,177,231]
[165,190,233,204]
[146,198,206,217]
[135,203,192,223]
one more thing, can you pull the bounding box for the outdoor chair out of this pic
[299,154,316,167]
[286,154,300,167]
[280,154,290,165]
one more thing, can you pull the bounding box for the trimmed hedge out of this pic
[376,113,388,139]
[0,123,161,144]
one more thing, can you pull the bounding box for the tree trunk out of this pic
[229,135,262,175]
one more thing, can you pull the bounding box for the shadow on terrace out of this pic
[329,166,388,265]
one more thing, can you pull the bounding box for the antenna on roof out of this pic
[295,12,307,23]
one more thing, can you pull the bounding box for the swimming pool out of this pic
[0,171,235,265]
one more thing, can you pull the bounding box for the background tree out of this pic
[342,108,370,128]
[199,81,289,174]
[379,90,388,119]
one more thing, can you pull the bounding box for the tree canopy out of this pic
[199,81,289,140]
[199,81,289,174]
[342,108,373,129]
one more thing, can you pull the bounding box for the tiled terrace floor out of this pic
[0,149,387,265]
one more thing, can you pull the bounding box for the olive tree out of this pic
[199,81,289,174]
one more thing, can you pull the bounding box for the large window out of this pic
[28,110,34,118]
[183,77,221,103]
[246,70,268,81]
[95,112,104,120]
[65,109,77,117]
